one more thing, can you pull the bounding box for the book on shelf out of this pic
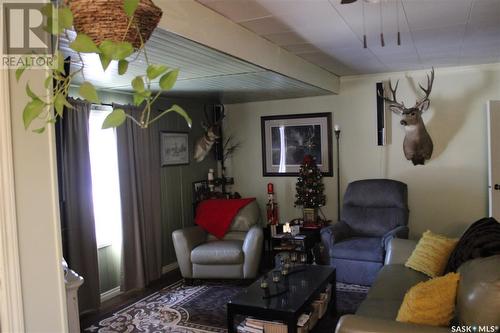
[245,321,264,330]
[237,321,263,333]
[242,314,311,333]
[246,318,278,326]
[297,313,310,327]
[272,244,296,251]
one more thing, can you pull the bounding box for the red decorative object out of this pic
[302,154,313,165]
[195,198,255,239]
[266,183,279,225]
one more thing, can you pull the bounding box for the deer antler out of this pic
[379,79,405,113]
[415,68,434,110]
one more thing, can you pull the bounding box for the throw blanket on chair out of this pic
[445,217,500,273]
[195,198,256,239]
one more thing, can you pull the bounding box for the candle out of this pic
[267,183,274,194]
[334,124,340,132]
[208,169,214,181]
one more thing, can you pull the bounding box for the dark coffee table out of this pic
[227,265,336,333]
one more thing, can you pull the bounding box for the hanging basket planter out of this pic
[67,0,163,49]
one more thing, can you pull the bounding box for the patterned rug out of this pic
[84,280,368,333]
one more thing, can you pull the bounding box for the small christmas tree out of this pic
[294,155,326,209]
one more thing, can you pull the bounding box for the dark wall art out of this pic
[261,113,333,177]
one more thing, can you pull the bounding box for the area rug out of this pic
[84,280,368,333]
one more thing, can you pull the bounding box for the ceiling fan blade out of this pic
[340,0,358,4]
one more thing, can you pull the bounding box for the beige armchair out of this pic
[172,201,263,280]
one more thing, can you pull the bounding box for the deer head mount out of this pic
[381,68,435,166]
[193,108,225,162]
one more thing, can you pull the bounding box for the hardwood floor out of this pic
[80,268,183,330]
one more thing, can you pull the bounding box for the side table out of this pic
[263,225,322,267]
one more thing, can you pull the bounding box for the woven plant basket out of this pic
[67,0,162,49]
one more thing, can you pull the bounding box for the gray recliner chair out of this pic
[321,179,409,286]
[172,201,263,280]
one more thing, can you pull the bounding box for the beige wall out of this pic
[10,69,68,331]
[225,64,500,238]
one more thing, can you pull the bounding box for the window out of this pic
[88,105,123,249]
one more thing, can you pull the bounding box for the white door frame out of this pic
[0,70,25,331]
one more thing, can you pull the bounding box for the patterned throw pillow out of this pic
[396,272,460,326]
[405,230,458,277]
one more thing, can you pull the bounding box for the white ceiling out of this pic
[196,0,500,76]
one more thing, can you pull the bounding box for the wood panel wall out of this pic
[156,98,217,265]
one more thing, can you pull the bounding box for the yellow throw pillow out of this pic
[405,230,458,277]
[396,272,460,326]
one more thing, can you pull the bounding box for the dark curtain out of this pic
[115,104,162,290]
[62,98,100,313]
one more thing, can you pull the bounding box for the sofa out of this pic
[321,179,409,286]
[335,238,500,333]
[172,200,263,280]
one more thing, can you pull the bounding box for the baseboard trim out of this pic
[162,262,179,275]
[100,286,122,303]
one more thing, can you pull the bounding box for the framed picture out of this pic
[160,131,189,166]
[261,112,333,177]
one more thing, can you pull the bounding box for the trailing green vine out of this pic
[16,0,191,133]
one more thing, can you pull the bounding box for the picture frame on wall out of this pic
[261,112,333,177]
[160,131,189,166]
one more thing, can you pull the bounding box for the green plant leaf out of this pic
[118,60,128,75]
[99,41,133,60]
[165,104,192,128]
[99,54,112,71]
[123,0,140,17]
[41,3,54,17]
[54,94,64,116]
[25,83,38,100]
[58,7,73,30]
[70,34,100,53]
[54,93,72,117]
[146,64,168,80]
[16,67,27,82]
[159,69,179,91]
[45,17,62,35]
[44,75,52,89]
[79,82,100,103]
[23,99,45,129]
[99,41,117,59]
[56,51,66,73]
[102,108,126,129]
[133,92,145,106]
[32,126,46,134]
[113,42,134,60]
[132,76,145,92]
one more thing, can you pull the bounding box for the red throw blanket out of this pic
[195,198,256,239]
